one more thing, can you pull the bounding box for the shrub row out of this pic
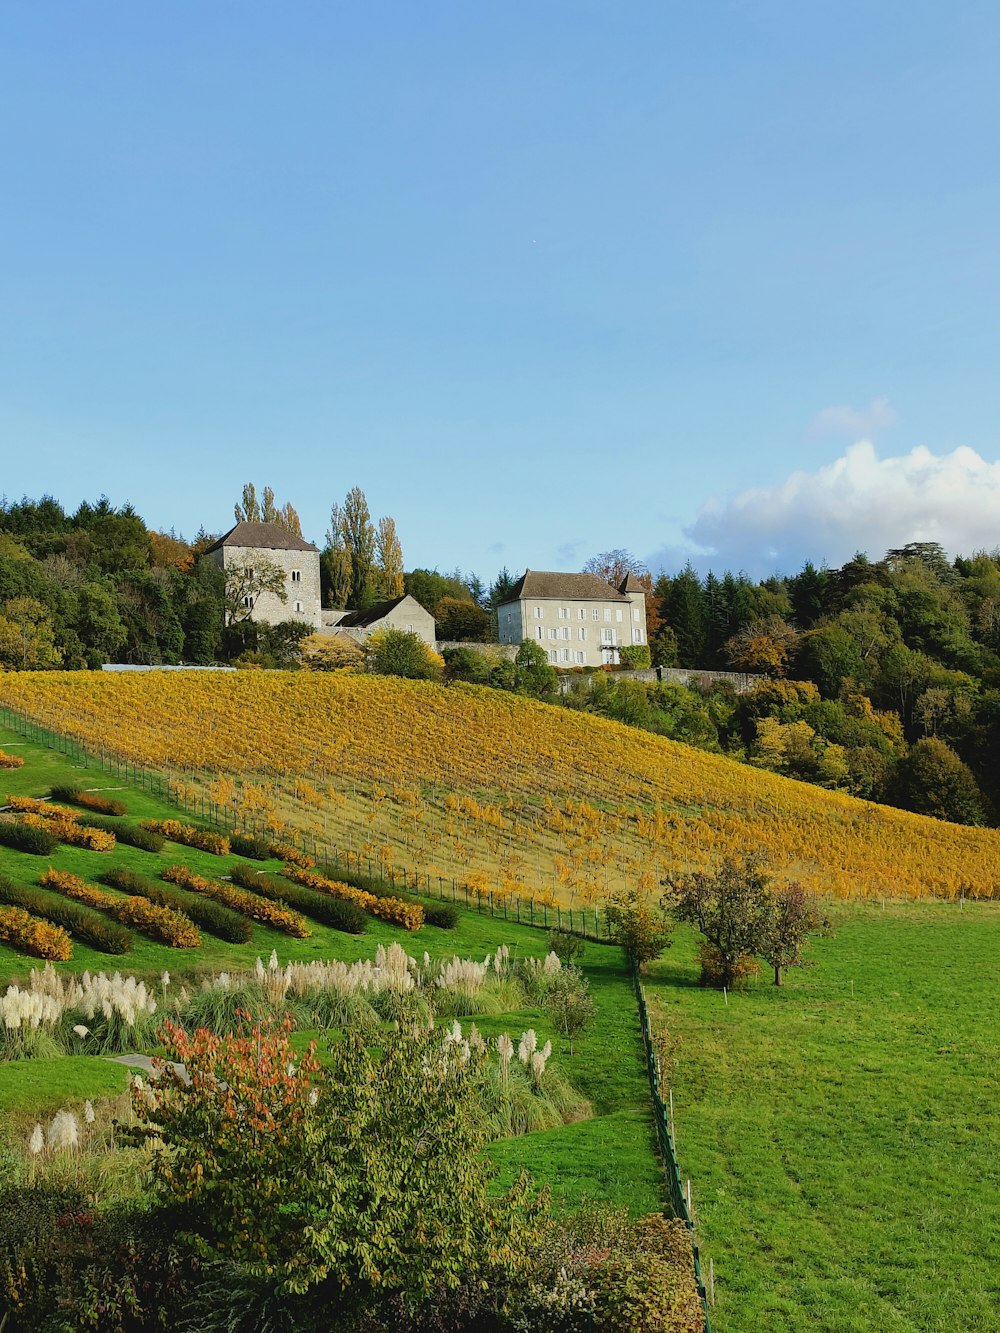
[161,865,310,938]
[281,864,424,931]
[102,868,252,944]
[78,815,165,853]
[0,903,72,960]
[50,784,127,816]
[20,813,116,852]
[0,749,24,769]
[0,820,58,855]
[228,833,273,861]
[229,863,367,934]
[140,820,230,855]
[315,861,459,929]
[6,794,78,820]
[0,874,132,954]
[39,869,201,948]
[268,840,314,869]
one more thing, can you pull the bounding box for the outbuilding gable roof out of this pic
[334,595,430,629]
[205,521,319,555]
[500,570,631,605]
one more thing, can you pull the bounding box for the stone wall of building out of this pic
[211,544,322,630]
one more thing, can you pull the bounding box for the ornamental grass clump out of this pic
[474,1021,590,1136]
[430,953,525,1016]
[518,949,564,1001]
[71,970,159,1053]
[0,984,64,1059]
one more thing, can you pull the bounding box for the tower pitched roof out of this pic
[205,521,319,555]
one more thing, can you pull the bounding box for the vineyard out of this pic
[1,672,999,903]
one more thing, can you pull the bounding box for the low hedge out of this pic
[162,865,310,938]
[40,869,201,949]
[140,820,230,856]
[229,863,367,934]
[50,785,127,817]
[421,902,459,929]
[20,813,116,852]
[0,749,24,769]
[228,833,273,861]
[0,904,72,960]
[313,861,458,928]
[78,816,165,853]
[0,820,58,855]
[102,868,252,944]
[282,864,423,931]
[0,874,132,954]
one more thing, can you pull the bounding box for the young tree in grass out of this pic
[607,887,673,972]
[663,854,774,989]
[761,881,830,986]
[546,965,597,1054]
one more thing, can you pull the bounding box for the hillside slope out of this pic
[1,671,998,901]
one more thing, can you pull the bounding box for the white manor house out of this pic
[497,570,647,667]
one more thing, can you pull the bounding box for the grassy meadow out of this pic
[647,904,1000,1332]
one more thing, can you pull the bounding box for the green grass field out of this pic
[646,904,1000,1332]
[0,723,663,1216]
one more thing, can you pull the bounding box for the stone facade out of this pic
[323,594,437,647]
[206,521,322,631]
[497,570,647,668]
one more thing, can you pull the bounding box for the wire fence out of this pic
[634,969,712,1330]
[1,700,711,1328]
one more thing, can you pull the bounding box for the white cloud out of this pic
[665,442,1000,576]
[808,397,897,439]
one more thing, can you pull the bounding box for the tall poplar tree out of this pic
[376,516,405,598]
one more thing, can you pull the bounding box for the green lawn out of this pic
[645,903,1000,1333]
[0,723,664,1216]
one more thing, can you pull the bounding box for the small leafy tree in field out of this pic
[546,965,597,1054]
[664,854,774,989]
[761,881,830,986]
[607,888,672,972]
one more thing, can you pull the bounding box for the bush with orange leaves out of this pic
[20,812,116,852]
[0,903,72,960]
[40,868,200,948]
[141,820,230,855]
[161,864,310,938]
[0,749,24,769]
[281,864,424,931]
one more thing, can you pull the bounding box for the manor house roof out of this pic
[205,521,319,554]
[502,570,632,604]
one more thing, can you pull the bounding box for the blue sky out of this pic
[1,1,998,581]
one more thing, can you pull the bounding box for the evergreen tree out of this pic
[664,563,708,666]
